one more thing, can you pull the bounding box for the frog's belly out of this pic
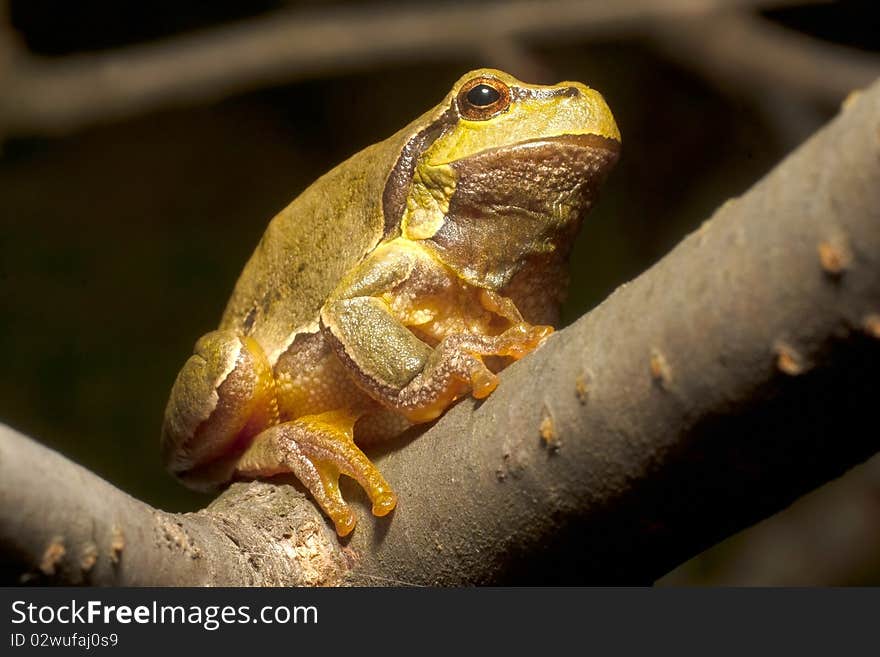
[273,330,410,444]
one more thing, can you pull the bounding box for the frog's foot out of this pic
[235,409,397,537]
[494,323,554,360]
[388,325,553,423]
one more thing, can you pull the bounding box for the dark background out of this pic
[1,0,878,584]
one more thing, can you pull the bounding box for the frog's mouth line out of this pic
[445,132,621,175]
[513,132,621,155]
[435,132,620,167]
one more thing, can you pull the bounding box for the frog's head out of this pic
[386,68,620,290]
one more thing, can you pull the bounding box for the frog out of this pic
[160,68,620,537]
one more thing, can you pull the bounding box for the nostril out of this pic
[563,86,581,98]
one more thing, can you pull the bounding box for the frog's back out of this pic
[218,106,448,364]
[220,140,391,364]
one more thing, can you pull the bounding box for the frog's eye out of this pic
[457,77,511,120]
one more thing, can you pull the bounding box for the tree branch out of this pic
[0,426,348,585]
[3,76,880,587]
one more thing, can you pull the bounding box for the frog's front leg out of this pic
[321,245,552,424]
[161,330,396,537]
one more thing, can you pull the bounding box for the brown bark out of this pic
[2,77,879,587]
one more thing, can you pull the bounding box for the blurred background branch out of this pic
[0,0,877,138]
[650,8,880,102]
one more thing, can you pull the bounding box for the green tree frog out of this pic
[161,69,620,536]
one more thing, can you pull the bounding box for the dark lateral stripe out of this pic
[382,107,457,237]
[510,85,582,101]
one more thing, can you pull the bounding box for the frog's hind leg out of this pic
[235,410,397,537]
[161,330,280,489]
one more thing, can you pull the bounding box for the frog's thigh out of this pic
[323,296,470,420]
[235,410,397,537]
[324,296,434,391]
[324,297,541,423]
[161,330,277,487]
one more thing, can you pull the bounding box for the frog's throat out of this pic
[420,133,621,290]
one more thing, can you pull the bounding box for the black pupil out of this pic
[466,84,501,107]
